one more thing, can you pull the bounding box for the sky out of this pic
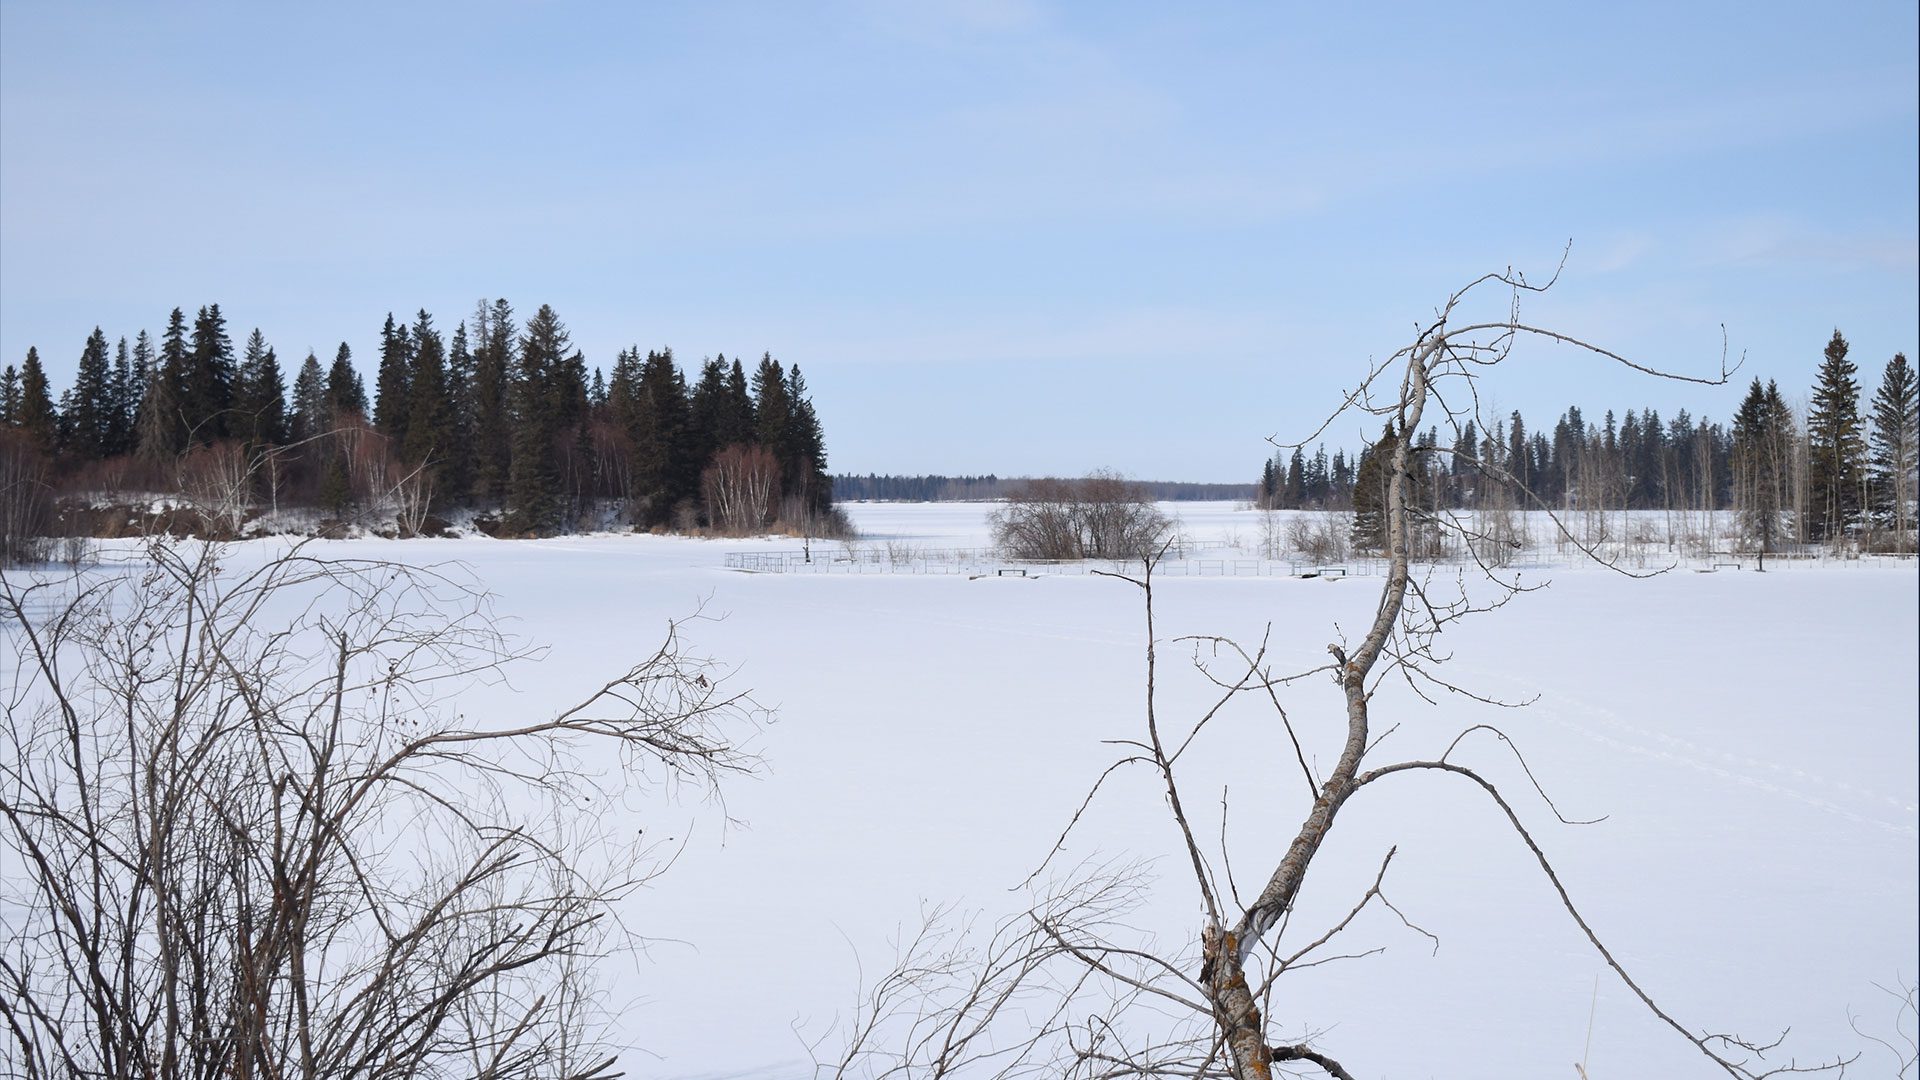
[2,1,1914,481]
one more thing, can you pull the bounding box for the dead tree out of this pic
[0,535,762,1079]
[823,264,1852,1080]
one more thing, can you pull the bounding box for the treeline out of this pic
[833,474,1255,502]
[0,301,836,539]
[1288,332,1916,555]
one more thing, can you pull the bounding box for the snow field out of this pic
[40,502,1916,1078]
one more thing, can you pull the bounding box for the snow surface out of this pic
[32,503,1920,1077]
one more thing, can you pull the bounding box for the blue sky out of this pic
[2,1,1914,479]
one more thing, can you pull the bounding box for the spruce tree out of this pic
[373,313,413,445]
[155,308,192,452]
[110,337,134,456]
[506,304,568,533]
[1869,352,1918,547]
[0,365,19,426]
[441,322,475,504]
[629,349,691,525]
[290,352,328,444]
[327,344,367,417]
[17,348,58,456]
[1732,379,1795,561]
[234,328,287,448]
[1350,424,1396,552]
[469,300,515,506]
[751,353,790,464]
[687,356,730,473]
[402,310,452,470]
[1285,448,1306,508]
[723,357,756,446]
[784,364,830,515]
[1806,330,1866,543]
[67,328,115,460]
[184,304,235,444]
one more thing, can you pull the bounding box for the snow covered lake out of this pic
[42,502,1920,1077]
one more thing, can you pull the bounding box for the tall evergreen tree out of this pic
[469,300,515,506]
[626,349,690,525]
[1869,352,1918,546]
[154,308,193,453]
[0,365,20,427]
[234,328,287,447]
[506,304,569,533]
[66,328,115,460]
[1806,330,1866,543]
[442,321,475,503]
[327,343,367,417]
[127,330,156,450]
[290,352,328,444]
[1732,379,1795,561]
[751,352,790,459]
[184,304,235,444]
[1350,424,1397,552]
[16,348,58,456]
[373,313,413,445]
[784,364,830,515]
[109,337,134,455]
[402,310,453,470]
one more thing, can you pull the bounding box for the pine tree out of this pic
[784,364,830,515]
[1258,457,1277,508]
[109,337,134,456]
[402,310,452,470]
[66,328,115,460]
[16,348,58,456]
[327,343,367,418]
[373,313,413,445]
[1285,448,1306,509]
[687,356,730,473]
[0,366,20,426]
[629,348,691,525]
[1350,424,1397,552]
[506,304,569,533]
[1732,378,1796,561]
[290,352,328,443]
[184,304,235,444]
[469,300,515,506]
[1806,330,1866,543]
[751,353,790,463]
[234,328,287,447]
[441,321,475,504]
[1869,352,1918,548]
[723,357,756,446]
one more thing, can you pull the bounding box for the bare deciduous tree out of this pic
[0,536,762,1078]
[991,471,1171,561]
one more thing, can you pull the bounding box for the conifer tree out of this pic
[234,328,287,448]
[626,349,691,525]
[66,328,115,460]
[16,348,58,456]
[1258,458,1277,508]
[1869,352,1918,547]
[506,304,569,533]
[724,357,756,445]
[441,322,475,503]
[1806,330,1866,543]
[184,304,235,444]
[1733,378,1796,561]
[152,308,193,453]
[1285,448,1306,509]
[110,337,134,455]
[687,356,730,473]
[402,310,452,471]
[327,344,367,417]
[751,353,790,464]
[0,365,20,427]
[784,364,830,515]
[1350,424,1396,552]
[373,313,413,445]
[469,300,515,506]
[290,352,328,444]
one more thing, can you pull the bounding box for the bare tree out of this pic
[991,471,1171,561]
[0,535,762,1078]
[703,443,781,535]
[826,265,1851,1079]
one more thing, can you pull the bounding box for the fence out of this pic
[722,541,1912,578]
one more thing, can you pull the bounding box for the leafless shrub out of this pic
[991,471,1170,561]
[0,431,54,565]
[1284,513,1349,565]
[0,537,762,1078]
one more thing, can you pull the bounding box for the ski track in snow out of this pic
[1465,668,1918,839]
